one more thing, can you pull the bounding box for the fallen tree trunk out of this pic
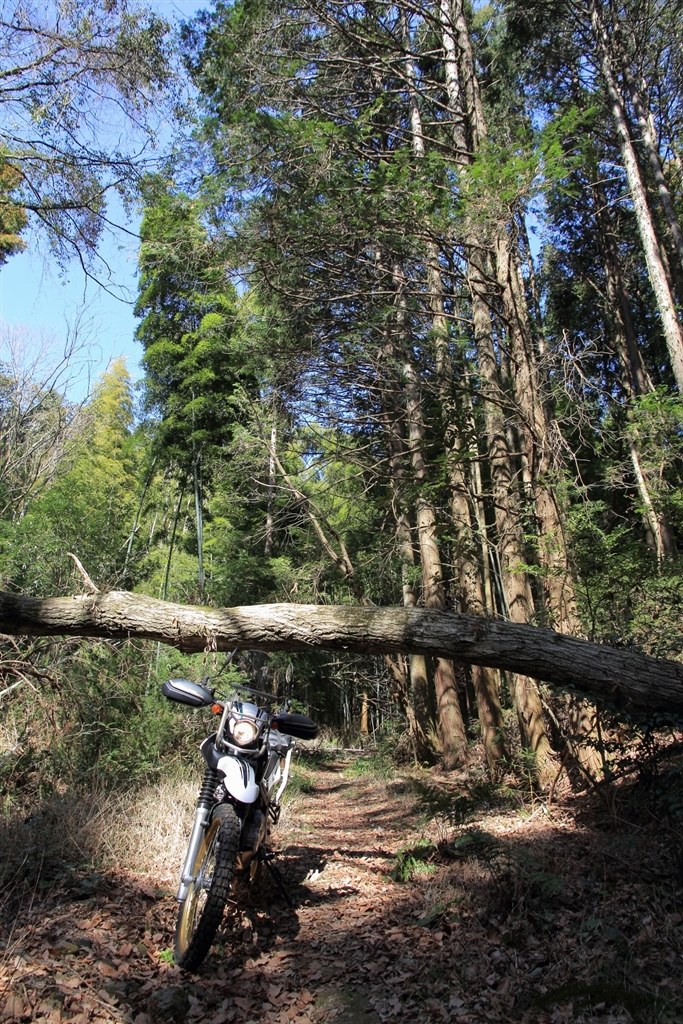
[1,589,682,717]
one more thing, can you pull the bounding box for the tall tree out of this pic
[0,0,170,267]
[0,157,27,263]
[135,179,249,594]
[176,0,682,777]
[2,359,141,594]
[504,0,683,391]
[181,0,553,769]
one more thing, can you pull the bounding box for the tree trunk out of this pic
[380,327,435,762]
[264,414,277,558]
[493,231,582,633]
[438,0,554,778]
[192,450,205,597]
[444,0,596,777]
[468,251,556,779]
[162,478,186,601]
[388,252,468,768]
[3,589,682,716]
[589,0,683,391]
[593,177,679,561]
[403,27,505,768]
[402,346,469,768]
[618,45,683,292]
[360,691,369,737]
[592,178,654,396]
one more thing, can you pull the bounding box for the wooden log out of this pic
[1,589,682,716]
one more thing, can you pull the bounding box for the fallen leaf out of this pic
[1,994,30,1020]
[95,960,119,978]
[233,996,254,1012]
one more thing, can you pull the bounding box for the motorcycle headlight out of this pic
[231,719,259,747]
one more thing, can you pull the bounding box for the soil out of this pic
[1,756,682,1024]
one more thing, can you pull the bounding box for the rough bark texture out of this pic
[2,589,682,717]
[589,0,683,392]
[593,176,678,561]
[384,401,435,762]
[406,3,505,767]
[396,265,469,768]
[439,0,556,776]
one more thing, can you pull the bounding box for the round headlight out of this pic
[232,719,258,746]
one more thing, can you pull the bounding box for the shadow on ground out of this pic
[1,765,682,1024]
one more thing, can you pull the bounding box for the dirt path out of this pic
[1,758,682,1023]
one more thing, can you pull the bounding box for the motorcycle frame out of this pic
[176,726,295,903]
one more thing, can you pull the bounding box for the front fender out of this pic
[217,755,259,803]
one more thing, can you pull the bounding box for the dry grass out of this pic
[88,777,197,883]
[0,775,199,915]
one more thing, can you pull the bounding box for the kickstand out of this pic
[261,850,295,908]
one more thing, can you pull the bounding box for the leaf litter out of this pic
[1,758,681,1024]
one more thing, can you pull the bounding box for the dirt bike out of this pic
[161,673,318,971]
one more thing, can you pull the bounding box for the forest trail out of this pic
[1,756,682,1024]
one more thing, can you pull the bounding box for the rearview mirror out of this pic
[271,711,318,740]
[162,678,214,708]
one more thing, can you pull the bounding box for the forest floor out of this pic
[1,752,682,1024]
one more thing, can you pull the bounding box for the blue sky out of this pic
[0,0,206,403]
[0,210,142,400]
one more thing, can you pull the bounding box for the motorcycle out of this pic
[161,672,318,971]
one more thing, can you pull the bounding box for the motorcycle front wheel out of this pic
[174,803,241,971]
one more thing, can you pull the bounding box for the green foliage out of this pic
[135,179,248,470]
[390,838,438,883]
[395,774,522,827]
[0,360,143,594]
[0,0,171,265]
[0,157,27,264]
[1,644,169,803]
[444,827,569,918]
[448,827,503,861]
[137,545,204,604]
[568,499,683,657]
[285,762,317,798]
[4,0,683,800]
[627,389,683,528]
[458,107,595,221]
[344,752,395,781]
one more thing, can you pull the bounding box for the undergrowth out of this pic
[386,772,523,830]
[286,760,317,798]
[390,838,439,882]
[343,751,395,780]
[0,776,196,919]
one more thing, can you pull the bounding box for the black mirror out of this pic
[162,678,214,708]
[271,711,318,740]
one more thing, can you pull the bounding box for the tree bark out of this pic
[264,414,277,558]
[443,0,594,777]
[401,330,469,768]
[468,251,556,777]
[617,26,683,294]
[2,589,682,715]
[589,0,683,392]
[436,0,555,775]
[380,333,435,762]
[592,175,678,561]
[403,26,506,768]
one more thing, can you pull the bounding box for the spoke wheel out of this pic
[174,803,241,972]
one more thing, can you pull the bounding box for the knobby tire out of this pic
[174,803,241,972]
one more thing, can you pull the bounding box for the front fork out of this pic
[176,765,219,902]
[177,804,212,902]
[177,746,294,903]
